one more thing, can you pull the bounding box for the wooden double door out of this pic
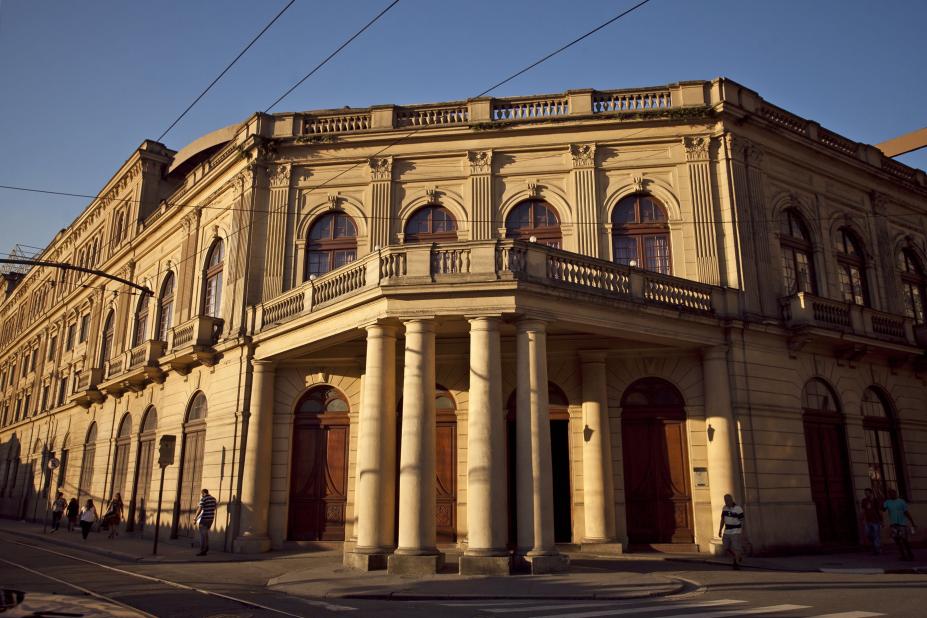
[622,410,694,545]
[803,414,857,544]
[175,425,205,537]
[288,414,349,541]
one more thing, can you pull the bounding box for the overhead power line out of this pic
[2,0,654,293]
[157,0,297,142]
[0,259,152,296]
[263,0,400,112]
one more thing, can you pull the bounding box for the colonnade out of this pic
[235,317,740,574]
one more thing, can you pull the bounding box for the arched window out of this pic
[899,248,926,324]
[611,194,671,274]
[112,413,132,499]
[404,205,457,243]
[99,310,114,366]
[834,228,868,306]
[187,392,208,422]
[306,213,358,278]
[505,199,562,248]
[141,406,158,433]
[780,209,816,294]
[203,240,224,318]
[802,378,840,414]
[156,273,175,342]
[78,422,97,499]
[133,294,149,347]
[861,387,906,500]
[297,386,349,414]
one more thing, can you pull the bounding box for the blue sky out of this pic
[1,0,925,254]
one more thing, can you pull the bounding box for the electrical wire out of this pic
[157,0,297,142]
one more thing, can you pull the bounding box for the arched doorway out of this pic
[506,383,572,547]
[127,407,157,533]
[621,378,693,545]
[174,392,207,538]
[110,413,131,500]
[394,385,459,544]
[288,386,350,541]
[802,378,856,544]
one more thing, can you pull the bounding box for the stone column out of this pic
[460,317,510,575]
[351,323,398,570]
[389,319,444,575]
[579,351,621,553]
[702,345,739,554]
[515,319,568,573]
[234,359,275,552]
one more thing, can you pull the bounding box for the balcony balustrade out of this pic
[779,292,921,353]
[99,340,166,394]
[254,240,739,334]
[164,315,224,374]
[69,367,105,407]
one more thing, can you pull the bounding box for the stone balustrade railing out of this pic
[254,240,735,332]
[105,355,124,379]
[168,315,224,352]
[780,292,918,346]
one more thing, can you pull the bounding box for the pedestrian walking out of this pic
[718,493,745,569]
[79,499,97,540]
[861,488,884,555]
[50,492,66,532]
[194,488,217,556]
[884,488,916,561]
[103,492,124,539]
[66,497,79,532]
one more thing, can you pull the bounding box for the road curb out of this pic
[327,580,685,601]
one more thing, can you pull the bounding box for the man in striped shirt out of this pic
[718,493,745,569]
[194,488,218,556]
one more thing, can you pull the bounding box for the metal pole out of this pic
[152,465,166,555]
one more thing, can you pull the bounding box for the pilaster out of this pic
[367,158,393,250]
[683,137,721,286]
[263,163,292,301]
[570,144,599,258]
[468,151,494,240]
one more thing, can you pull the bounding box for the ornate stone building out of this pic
[1,79,926,574]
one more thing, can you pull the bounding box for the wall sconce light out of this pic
[529,235,537,243]
[628,259,638,268]
[309,274,317,281]
[374,244,381,251]
[706,423,716,442]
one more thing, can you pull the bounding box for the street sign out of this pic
[158,435,176,468]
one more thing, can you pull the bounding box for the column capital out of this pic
[514,316,551,333]
[701,345,729,362]
[467,315,502,330]
[252,359,275,372]
[578,350,608,364]
[360,320,399,338]
[402,318,435,335]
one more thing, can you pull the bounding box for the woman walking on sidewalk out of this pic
[79,499,97,540]
[66,497,79,532]
[103,493,124,539]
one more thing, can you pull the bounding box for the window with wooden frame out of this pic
[861,387,906,500]
[133,294,149,347]
[780,208,817,294]
[899,248,926,324]
[305,213,358,279]
[611,193,671,274]
[505,199,562,248]
[156,273,175,342]
[833,227,868,306]
[203,239,224,318]
[404,205,458,243]
[99,311,114,366]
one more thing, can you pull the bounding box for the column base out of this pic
[387,552,445,575]
[580,541,624,555]
[708,537,726,556]
[349,549,391,571]
[233,534,271,553]
[516,552,569,574]
[459,554,512,575]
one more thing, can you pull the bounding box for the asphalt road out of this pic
[1,532,926,617]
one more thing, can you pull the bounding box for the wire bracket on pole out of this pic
[0,259,153,297]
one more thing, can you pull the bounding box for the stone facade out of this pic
[1,79,926,573]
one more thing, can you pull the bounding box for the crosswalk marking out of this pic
[442,601,532,607]
[666,605,808,618]
[521,599,744,618]
[486,603,621,614]
[806,613,884,618]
